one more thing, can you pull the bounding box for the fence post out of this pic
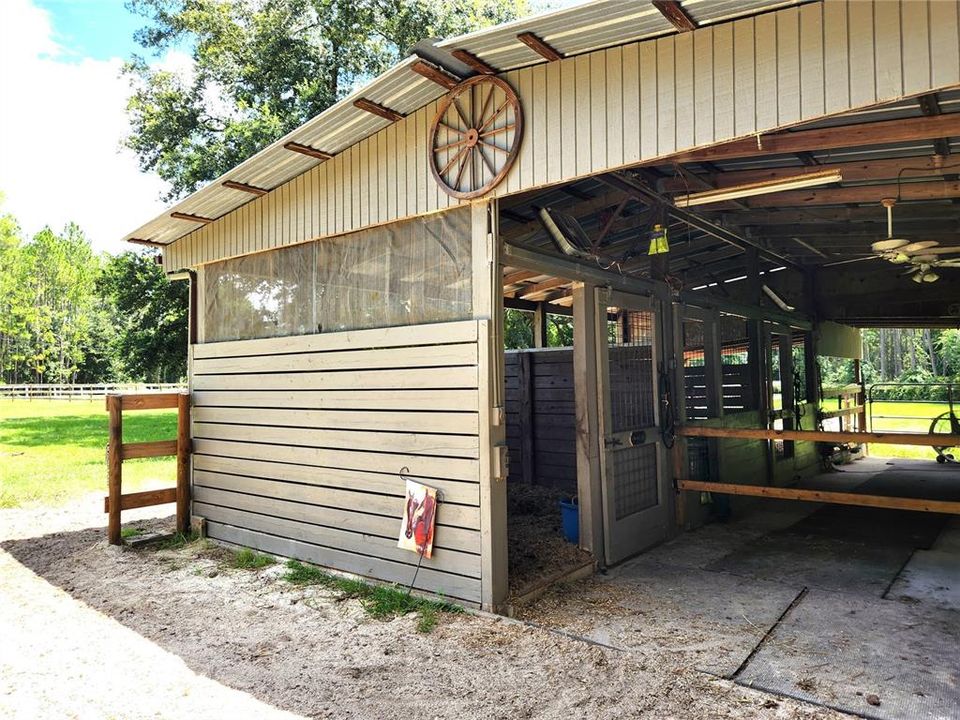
[107,394,123,545]
[176,391,191,535]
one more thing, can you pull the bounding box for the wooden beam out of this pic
[714,204,960,226]
[652,0,697,32]
[222,180,267,196]
[283,141,333,161]
[659,156,950,193]
[107,395,122,545]
[116,393,180,411]
[410,59,460,90]
[502,269,542,286]
[679,480,960,515]
[743,180,960,208]
[176,391,191,535]
[665,115,960,164]
[170,211,214,224]
[517,31,563,62]
[917,93,951,157]
[352,98,403,123]
[127,238,165,248]
[120,439,179,460]
[104,487,177,514]
[517,276,570,299]
[450,49,498,75]
[676,425,960,447]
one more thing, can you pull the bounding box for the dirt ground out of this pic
[0,496,850,720]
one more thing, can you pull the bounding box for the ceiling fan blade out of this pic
[872,238,909,252]
[823,255,879,268]
[908,246,960,255]
[900,240,940,253]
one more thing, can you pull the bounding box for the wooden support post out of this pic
[572,281,604,560]
[517,352,535,484]
[176,391,191,535]
[533,302,548,348]
[107,394,122,545]
[854,358,867,434]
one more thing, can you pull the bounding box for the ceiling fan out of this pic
[826,198,960,282]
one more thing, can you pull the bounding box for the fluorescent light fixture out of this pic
[674,169,843,207]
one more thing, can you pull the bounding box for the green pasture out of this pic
[0,399,177,508]
[865,400,958,459]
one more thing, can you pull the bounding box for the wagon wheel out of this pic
[429,75,523,200]
[929,411,960,461]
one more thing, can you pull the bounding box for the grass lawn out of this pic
[0,399,177,508]
[865,401,957,460]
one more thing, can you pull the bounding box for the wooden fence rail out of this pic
[2,383,184,400]
[105,392,191,544]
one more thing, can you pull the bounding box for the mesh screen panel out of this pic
[202,206,472,342]
[608,310,655,433]
[613,443,659,519]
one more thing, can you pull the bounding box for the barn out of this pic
[124,0,960,628]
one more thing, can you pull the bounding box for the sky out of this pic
[0,0,187,254]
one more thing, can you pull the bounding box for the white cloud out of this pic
[0,0,184,254]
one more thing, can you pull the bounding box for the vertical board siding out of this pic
[190,320,484,605]
[165,0,960,271]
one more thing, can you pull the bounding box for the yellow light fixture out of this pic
[674,169,843,207]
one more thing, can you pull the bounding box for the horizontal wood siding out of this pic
[504,349,577,492]
[191,320,483,604]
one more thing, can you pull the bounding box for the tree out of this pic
[98,252,189,382]
[124,0,527,200]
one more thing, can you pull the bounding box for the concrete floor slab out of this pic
[736,589,960,720]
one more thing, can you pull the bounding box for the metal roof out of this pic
[123,0,808,248]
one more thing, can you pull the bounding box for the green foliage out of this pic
[98,252,188,382]
[124,0,527,199]
[231,547,277,569]
[504,309,533,349]
[282,559,461,632]
[121,527,145,539]
[0,399,177,508]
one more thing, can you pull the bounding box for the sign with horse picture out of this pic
[398,479,438,558]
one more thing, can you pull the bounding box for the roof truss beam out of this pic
[664,114,960,164]
[352,98,403,123]
[517,31,563,62]
[283,142,333,161]
[652,1,697,32]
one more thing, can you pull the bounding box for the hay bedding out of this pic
[507,482,591,597]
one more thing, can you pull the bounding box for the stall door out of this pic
[597,290,669,565]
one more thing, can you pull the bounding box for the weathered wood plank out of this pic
[193,342,477,375]
[113,393,180,411]
[193,422,480,458]
[192,320,478,359]
[104,487,176,513]
[192,389,478,412]
[679,479,960,515]
[192,366,478,392]
[192,454,479,504]
[192,438,479,481]
[192,406,479,435]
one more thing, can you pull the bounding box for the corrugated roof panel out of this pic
[119,0,813,247]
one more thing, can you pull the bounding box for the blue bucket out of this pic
[559,498,579,544]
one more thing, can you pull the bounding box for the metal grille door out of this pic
[598,292,669,564]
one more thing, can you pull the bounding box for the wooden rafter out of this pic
[665,114,960,163]
[128,237,165,248]
[917,93,951,157]
[710,204,960,226]
[450,49,498,75]
[502,269,542,286]
[659,155,950,193]
[283,142,333,160]
[742,180,960,209]
[222,180,268,196]
[652,1,697,32]
[411,59,460,89]
[517,32,562,62]
[170,211,214,224]
[517,276,569,299]
[353,98,403,123]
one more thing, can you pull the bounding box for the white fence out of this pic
[0,383,186,400]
